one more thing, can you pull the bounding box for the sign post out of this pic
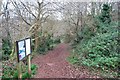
[16,40,22,78]
[25,38,32,75]
[18,62,22,78]
[16,37,32,78]
[28,55,31,74]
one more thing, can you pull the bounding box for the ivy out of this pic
[70,4,119,73]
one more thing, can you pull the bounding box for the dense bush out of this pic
[69,4,119,74]
[77,24,96,43]
[2,38,12,60]
[81,28,118,69]
[36,33,61,54]
[99,4,111,24]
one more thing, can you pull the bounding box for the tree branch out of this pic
[20,1,37,19]
[11,0,32,26]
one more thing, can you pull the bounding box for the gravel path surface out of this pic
[32,43,100,78]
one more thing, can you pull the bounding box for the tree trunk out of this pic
[91,2,95,16]
[34,30,39,52]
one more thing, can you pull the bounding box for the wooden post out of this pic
[16,41,22,79]
[18,61,22,78]
[28,55,31,75]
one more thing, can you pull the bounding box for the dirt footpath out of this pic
[32,43,100,78]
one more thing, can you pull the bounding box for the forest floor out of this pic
[32,43,100,78]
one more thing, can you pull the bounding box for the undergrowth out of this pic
[68,4,119,78]
[2,61,38,79]
[36,33,61,54]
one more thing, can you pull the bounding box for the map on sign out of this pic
[18,40,26,60]
[16,38,31,62]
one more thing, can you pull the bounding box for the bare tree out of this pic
[59,2,87,42]
[0,0,4,16]
[11,0,53,51]
[2,0,12,43]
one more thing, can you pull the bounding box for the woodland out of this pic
[0,0,119,79]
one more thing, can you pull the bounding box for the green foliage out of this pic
[31,64,37,75]
[37,33,61,54]
[80,31,119,69]
[31,64,37,70]
[67,51,80,65]
[2,63,37,79]
[79,25,96,40]
[99,4,111,24]
[13,70,18,78]
[69,4,119,77]
[2,65,15,79]
[72,16,97,46]
[2,38,12,60]
[22,71,31,79]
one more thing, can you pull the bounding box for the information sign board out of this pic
[16,38,31,62]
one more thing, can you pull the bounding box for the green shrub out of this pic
[67,55,80,65]
[2,63,37,79]
[37,33,60,54]
[31,64,37,70]
[80,31,119,69]
[22,71,31,79]
[13,70,18,78]
[2,38,12,60]
[99,4,111,24]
